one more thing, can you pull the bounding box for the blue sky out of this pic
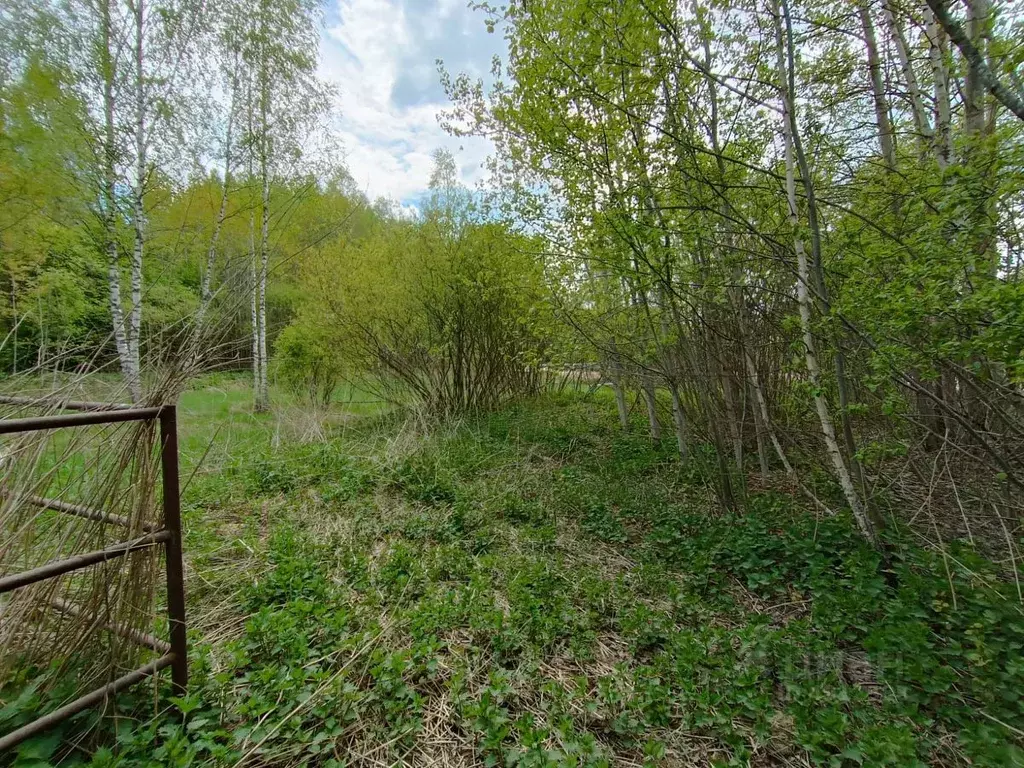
[318,0,505,212]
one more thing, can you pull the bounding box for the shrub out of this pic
[272,322,342,406]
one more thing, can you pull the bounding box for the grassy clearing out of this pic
[3,376,1023,767]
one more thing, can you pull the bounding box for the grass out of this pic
[2,376,1023,767]
[175,373,387,478]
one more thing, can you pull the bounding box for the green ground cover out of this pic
[3,376,1022,766]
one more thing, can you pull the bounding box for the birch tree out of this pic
[234,0,329,412]
[29,0,209,399]
[441,0,1024,547]
[772,0,877,544]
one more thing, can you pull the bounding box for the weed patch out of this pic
[8,390,1022,767]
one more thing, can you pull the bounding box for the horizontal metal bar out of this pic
[0,395,134,412]
[0,530,171,594]
[0,490,156,532]
[0,653,176,753]
[49,597,171,654]
[0,407,163,435]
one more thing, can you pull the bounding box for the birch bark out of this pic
[100,0,136,399]
[880,0,932,155]
[126,0,145,401]
[773,0,878,545]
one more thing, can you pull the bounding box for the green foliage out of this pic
[272,322,342,406]
[295,156,557,415]
[10,387,1017,767]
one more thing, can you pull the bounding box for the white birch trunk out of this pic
[249,208,260,404]
[253,35,271,412]
[964,0,990,138]
[101,0,134,397]
[257,162,269,410]
[924,6,954,168]
[880,0,932,153]
[858,0,896,170]
[774,0,877,545]
[126,0,145,402]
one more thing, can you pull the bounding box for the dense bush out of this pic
[272,322,342,406]
[295,154,556,416]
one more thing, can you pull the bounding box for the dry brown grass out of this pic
[0,323,226,714]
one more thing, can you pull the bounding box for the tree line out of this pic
[1,0,555,421]
[438,0,1024,549]
[3,0,1023,553]
[1,0,331,409]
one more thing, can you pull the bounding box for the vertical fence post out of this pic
[159,405,188,694]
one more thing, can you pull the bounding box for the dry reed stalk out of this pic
[0,312,237,728]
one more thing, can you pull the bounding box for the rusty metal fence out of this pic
[0,397,187,752]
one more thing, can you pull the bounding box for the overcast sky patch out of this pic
[318,0,504,207]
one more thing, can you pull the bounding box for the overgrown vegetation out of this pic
[3,378,1021,766]
[290,157,556,415]
[4,0,1024,763]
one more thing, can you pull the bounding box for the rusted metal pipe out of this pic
[0,407,164,435]
[0,653,176,753]
[0,395,134,412]
[48,597,171,654]
[0,530,171,594]
[0,490,156,532]
[160,406,188,695]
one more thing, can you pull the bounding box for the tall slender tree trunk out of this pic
[627,281,662,443]
[719,351,745,482]
[859,0,896,171]
[256,149,270,411]
[962,0,998,275]
[126,0,145,402]
[925,6,954,168]
[881,0,932,156]
[100,0,134,397]
[700,343,737,512]
[247,66,260,404]
[669,378,689,460]
[781,0,866,499]
[964,0,990,138]
[729,275,770,480]
[611,380,629,431]
[702,25,748,492]
[253,17,271,412]
[249,205,260,403]
[660,292,689,460]
[865,0,939,447]
[924,0,1024,123]
[608,337,629,430]
[774,0,878,546]
[733,282,771,480]
[737,301,792,480]
[641,374,661,442]
[749,376,770,480]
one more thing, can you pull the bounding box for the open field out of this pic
[4,375,1021,767]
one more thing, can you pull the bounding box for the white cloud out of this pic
[318,0,498,206]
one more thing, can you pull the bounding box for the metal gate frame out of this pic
[0,397,187,753]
